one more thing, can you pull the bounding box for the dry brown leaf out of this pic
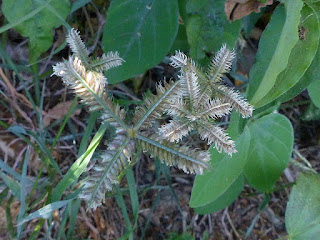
[225,0,273,21]
[43,101,81,127]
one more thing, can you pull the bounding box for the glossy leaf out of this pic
[301,103,320,121]
[195,174,244,214]
[102,0,179,84]
[278,1,320,103]
[2,0,70,62]
[244,113,293,192]
[247,0,303,105]
[190,127,250,207]
[286,173,320,240]
[308,79,320,109]
[185,0,241,61]
[255,5,319,108]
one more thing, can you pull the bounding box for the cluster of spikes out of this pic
[52,29,253,210]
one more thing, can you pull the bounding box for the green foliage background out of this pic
[1,0,320,239]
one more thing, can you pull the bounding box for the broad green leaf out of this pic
[255,5,319,108]
[247,0,303,105]
[2,0,70,62]
[170,25,189,53]
[195,174,244,214]
[301,102,320,121]
[308,79,320,109]
[102,0,179,84]
[286,173,320,240]
[244,113,293,192]
[278,2,320,104]
[190,127,250,207]
[227,111,248,139]
[70,0,91,13]
[185,0,241,61]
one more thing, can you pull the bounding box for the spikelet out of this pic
[52,56,107,112]
[170,50,188,68]
[215,85,253,117]
[197,123,237,155]
[207,44,235,82]
[138,133,210,174]
[66,28,90,66]
[90,51,125,72]
[159,119,194,142]
[169,51,200,106]
[79,136,136,210]
[197,99,232,119]
[165,97,189,117]
[132,80,181,131]
[160,45,253,155]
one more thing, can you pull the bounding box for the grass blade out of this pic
[17,148,29,238]
[0,171,20,199]
[126,168,139,227]
[52,123,108,201]
[19,199,74,225]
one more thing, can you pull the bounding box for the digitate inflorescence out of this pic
[52,29,253,209]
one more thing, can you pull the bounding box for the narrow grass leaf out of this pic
[126,168,139,225]
[67,199,81,238]
[52,123,108,201]
[8,125,27,135]
[0,158,31,183]
[78,111,99,157]
[17,149,29,238]
[115,185,133,240]
[50,97,78,151]
[19,199,73,225]
[27,131,62,175]
[0,171,21,199]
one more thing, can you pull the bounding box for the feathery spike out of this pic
[197,123,237,155]
[91,51,125,72]
[138,133,210,174]
[208,44,235,82]
[159,119,194,142]
[79,138,135,210]
[52,56,107,111]
[66,28,90,66]
[215,85,254,117]
[170,50,188,68]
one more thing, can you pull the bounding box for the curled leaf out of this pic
[225,0,273,21]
